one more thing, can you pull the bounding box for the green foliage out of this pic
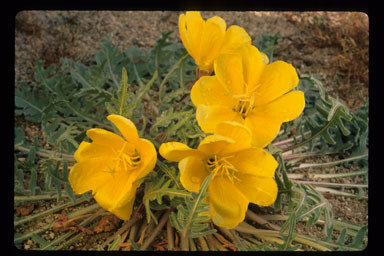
[169,173,216,239]
[284,73,368,158]
[14,29,368,251]
[255,32,280,62]
[143,161,190,224]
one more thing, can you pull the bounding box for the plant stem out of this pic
[47,208,104,250]
[166,219,174,250]
[246,210,280,231]
[180,231,189,250]
[287,168,368,180]
[14,197,88,227]
[206,234,228,251]
[292,180,368,188]
[293,152,368,170]
[259,214,364,237]
[140,209,173,250]
[197,236,209,251]
[189,238,197,251]
[315,186,367,199]
[235,222,331,251]
[101,204,144,249]
[16,145,74,161]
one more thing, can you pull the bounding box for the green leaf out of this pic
[351,225,367,248]
[15,86,47,122]
[170,173,216,239]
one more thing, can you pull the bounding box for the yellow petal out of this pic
[235,174,278,206]
[252,90,305,123]
[107,114,139,144]
[244,114,281,148]
[229,148,278,177]
[214,52,245,95]
[220,25,251,54]
[178,13,193,61]
[196,104,243,133]
[207,176,248,229]
[73,141,118,163]
[260,51,269,64]
[85,128,125,148]
[95,181,140,220]
[92,170,136,215]
[191,76,235,107]
[197,134,235,156]
[184,11,205,64]
[179,156,210,192]
[254,60,299,106]
[68,161,112,195]
[133,138,157,180]
[110,186,137,220]
[197,16,226,71]
[159,141,204,162]
[240,45,266,91]
[214,121,253,154]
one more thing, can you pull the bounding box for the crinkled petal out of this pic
[220,25,251,54]
[191,76,235,107]
[235,174,278,207]
[254,60,299,106]
[107,114,139,144]
[159,142,205,162]
[197,134,235,156]
[196,104,243,133]
[229,148,278,177]
[244,114,282,148]
[208,176,249,229]
[179,156,210,193]
[252,90,305,123]
[214,121,253,154]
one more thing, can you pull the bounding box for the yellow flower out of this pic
[179,11,251,73]
[69,114,157,220]
[191,44,305,148]
[159,121,278,229]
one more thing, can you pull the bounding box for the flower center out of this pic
[206,155,240,183]
[232,83,259,119]
[105,141,141,176]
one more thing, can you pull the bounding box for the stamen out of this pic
[206,155,240,183]
[232,82,261,118]
[103,141,141,176]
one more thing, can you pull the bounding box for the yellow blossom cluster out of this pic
[160,11,305,228]
[68,11,304,229]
